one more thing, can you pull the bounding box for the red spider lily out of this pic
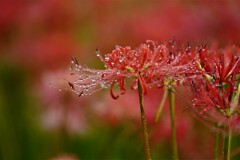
[187,45,240,132]
[199,45,240,84]
[160,45,240,134]
[146,41,202,84]
[190,81,237,114]
[67,40,202,99]
[188,79,240,132]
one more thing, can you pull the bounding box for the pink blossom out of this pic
[38,70,90,134]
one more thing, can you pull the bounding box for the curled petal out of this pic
[118,76,126,95]
[225,57,240,80]
[110,82,119,100]
[139,46,148,69]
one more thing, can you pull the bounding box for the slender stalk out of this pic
[223,127,232,160]
[137,81,151,160]
[168,88,179,160]
[155,88,168,122]
[214,130,219,160]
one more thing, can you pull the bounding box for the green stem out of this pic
[138,81,151,160]
[168,88,179,160]
[214,129,219,160]
[155,88,168,122]
[223,127,232,160]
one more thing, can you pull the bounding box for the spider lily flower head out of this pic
[148,40,203,85]
[102,40,202,91]
[67,40,203,99]
[198,45,240,84]
[189,79,240,132]
[190,81,239,115]
[101,40,174,95]
[68,42,156,99]
[188,45,240,132]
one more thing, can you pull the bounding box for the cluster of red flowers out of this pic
[187,45,240,132]
[68,40,201,99]
[67,40,240,133]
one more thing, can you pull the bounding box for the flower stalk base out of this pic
[168,88,179,160]
[223,127,232,160]
[138,80,151,160]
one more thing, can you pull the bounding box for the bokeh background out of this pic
[1,0,240,159]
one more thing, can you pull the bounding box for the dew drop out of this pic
[100,82,108,88]
[105,57,109,61]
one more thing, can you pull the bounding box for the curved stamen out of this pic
[110,82,119,99]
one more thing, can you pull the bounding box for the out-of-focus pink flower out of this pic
[49,153,79,160]
[37,70,90,134]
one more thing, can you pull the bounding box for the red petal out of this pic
[110,83,119,100]
[138,76,147,95]
[118,76,126,95]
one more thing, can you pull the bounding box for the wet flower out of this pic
[187,45,240,132]
[68,40,201,99]
[190,81,239,115]
[188,80,240,133]
[198,45,240,84]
